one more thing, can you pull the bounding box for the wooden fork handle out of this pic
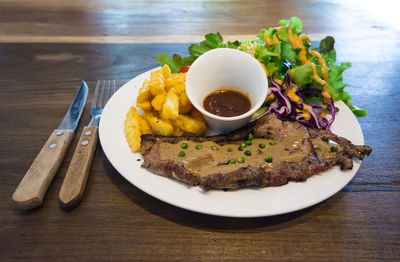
[12,129,74,210]
[59,126,98,210]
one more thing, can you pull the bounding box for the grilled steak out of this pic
[140,114,372,190]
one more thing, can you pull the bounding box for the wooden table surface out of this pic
[1,0,399,261]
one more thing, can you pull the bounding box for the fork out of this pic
[58,80,116,210]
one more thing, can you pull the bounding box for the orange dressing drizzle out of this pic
[273,77,282,85]
[287,24,330,103]
[264,35,274,46]
[258,59,268,77]
[267,93,275,100]
[287,85,301,104]
[264,34,281,60]
[302,106,311,121]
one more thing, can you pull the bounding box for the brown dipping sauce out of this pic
[203,88,251,117]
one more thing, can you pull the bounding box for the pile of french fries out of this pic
[125,65,207,152]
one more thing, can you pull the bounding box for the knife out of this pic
[12,81,89,211]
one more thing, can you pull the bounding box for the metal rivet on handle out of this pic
[55,130,64,136]
[81,140,89,146]
[49,143,57,149]
[84,131,92,136]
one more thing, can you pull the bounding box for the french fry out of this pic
[124,107,151,152]
[173,128,184,136]
[165,74,181,90]
[151,92,166,111]
[172,113,206,135]
[125,126,142,152]
[161,88,179,120]
[179,92,193,114]
[161,64,171,79]
[189,109,207,135]
[177,72,187,81]
[137,80,151,103]
[149,70,165,96]
[136,101,152,111]
[136,115,152,135]
[173,80,186,96]
[190,108,204,120]
[143,110,174,136]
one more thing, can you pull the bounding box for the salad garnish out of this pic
[156,17,367,130]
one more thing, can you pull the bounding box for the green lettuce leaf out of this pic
[319,38,367,117]
[289,17,303,36]
[281,41,297,62]
[289,64,314,86]
[319,36,337,68]
[156,32,238,73]
[188,32,226,57]
[156,53,196,74]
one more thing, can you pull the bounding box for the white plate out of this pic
[99,69,365,218]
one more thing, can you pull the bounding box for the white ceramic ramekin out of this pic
[186,48,268,134]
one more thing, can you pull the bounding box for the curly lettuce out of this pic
[156,33,239,73]
[319,36,367,117]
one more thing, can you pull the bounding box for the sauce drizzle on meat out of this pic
[158,137,341,178]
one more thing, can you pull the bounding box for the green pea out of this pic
[227,148,233,152]
[195,145,202,150]
[259,143,266,149]
[178,151,185,157]
[240,143,246,149]
[269,141,276,146]
[330,146,338,152]
[248,133,254,140]
[237,156,245,163]
[180,143,188,149]
[244,150,251,156]
[322,136,329,142]
[245,140,252,146]
[211,146,218,150]
[265,156,273,163]
[229,159,236,164]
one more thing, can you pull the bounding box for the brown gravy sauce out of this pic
[203,88,251,117]
[311,138,341,159]
[159,136,342,177]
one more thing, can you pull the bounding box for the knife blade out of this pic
[12,81,88,211]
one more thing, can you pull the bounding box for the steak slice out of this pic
[140,114,372,190]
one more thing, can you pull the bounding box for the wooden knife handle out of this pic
[58,126,98,210]
[12,129,74,210]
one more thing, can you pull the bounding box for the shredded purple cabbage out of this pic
[266,74,335,130]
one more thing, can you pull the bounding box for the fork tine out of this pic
[103,80,108,106]
[92,79,116,109]
[98,80,106,108]
[102,80,114,107]
[105,80,112,106]
[108,80,115,102]
[91,80,100,109]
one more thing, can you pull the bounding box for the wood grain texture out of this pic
[0,0,398,43]
[0,0,399,261]
[59,126,98,210]
[12,129,74,210]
